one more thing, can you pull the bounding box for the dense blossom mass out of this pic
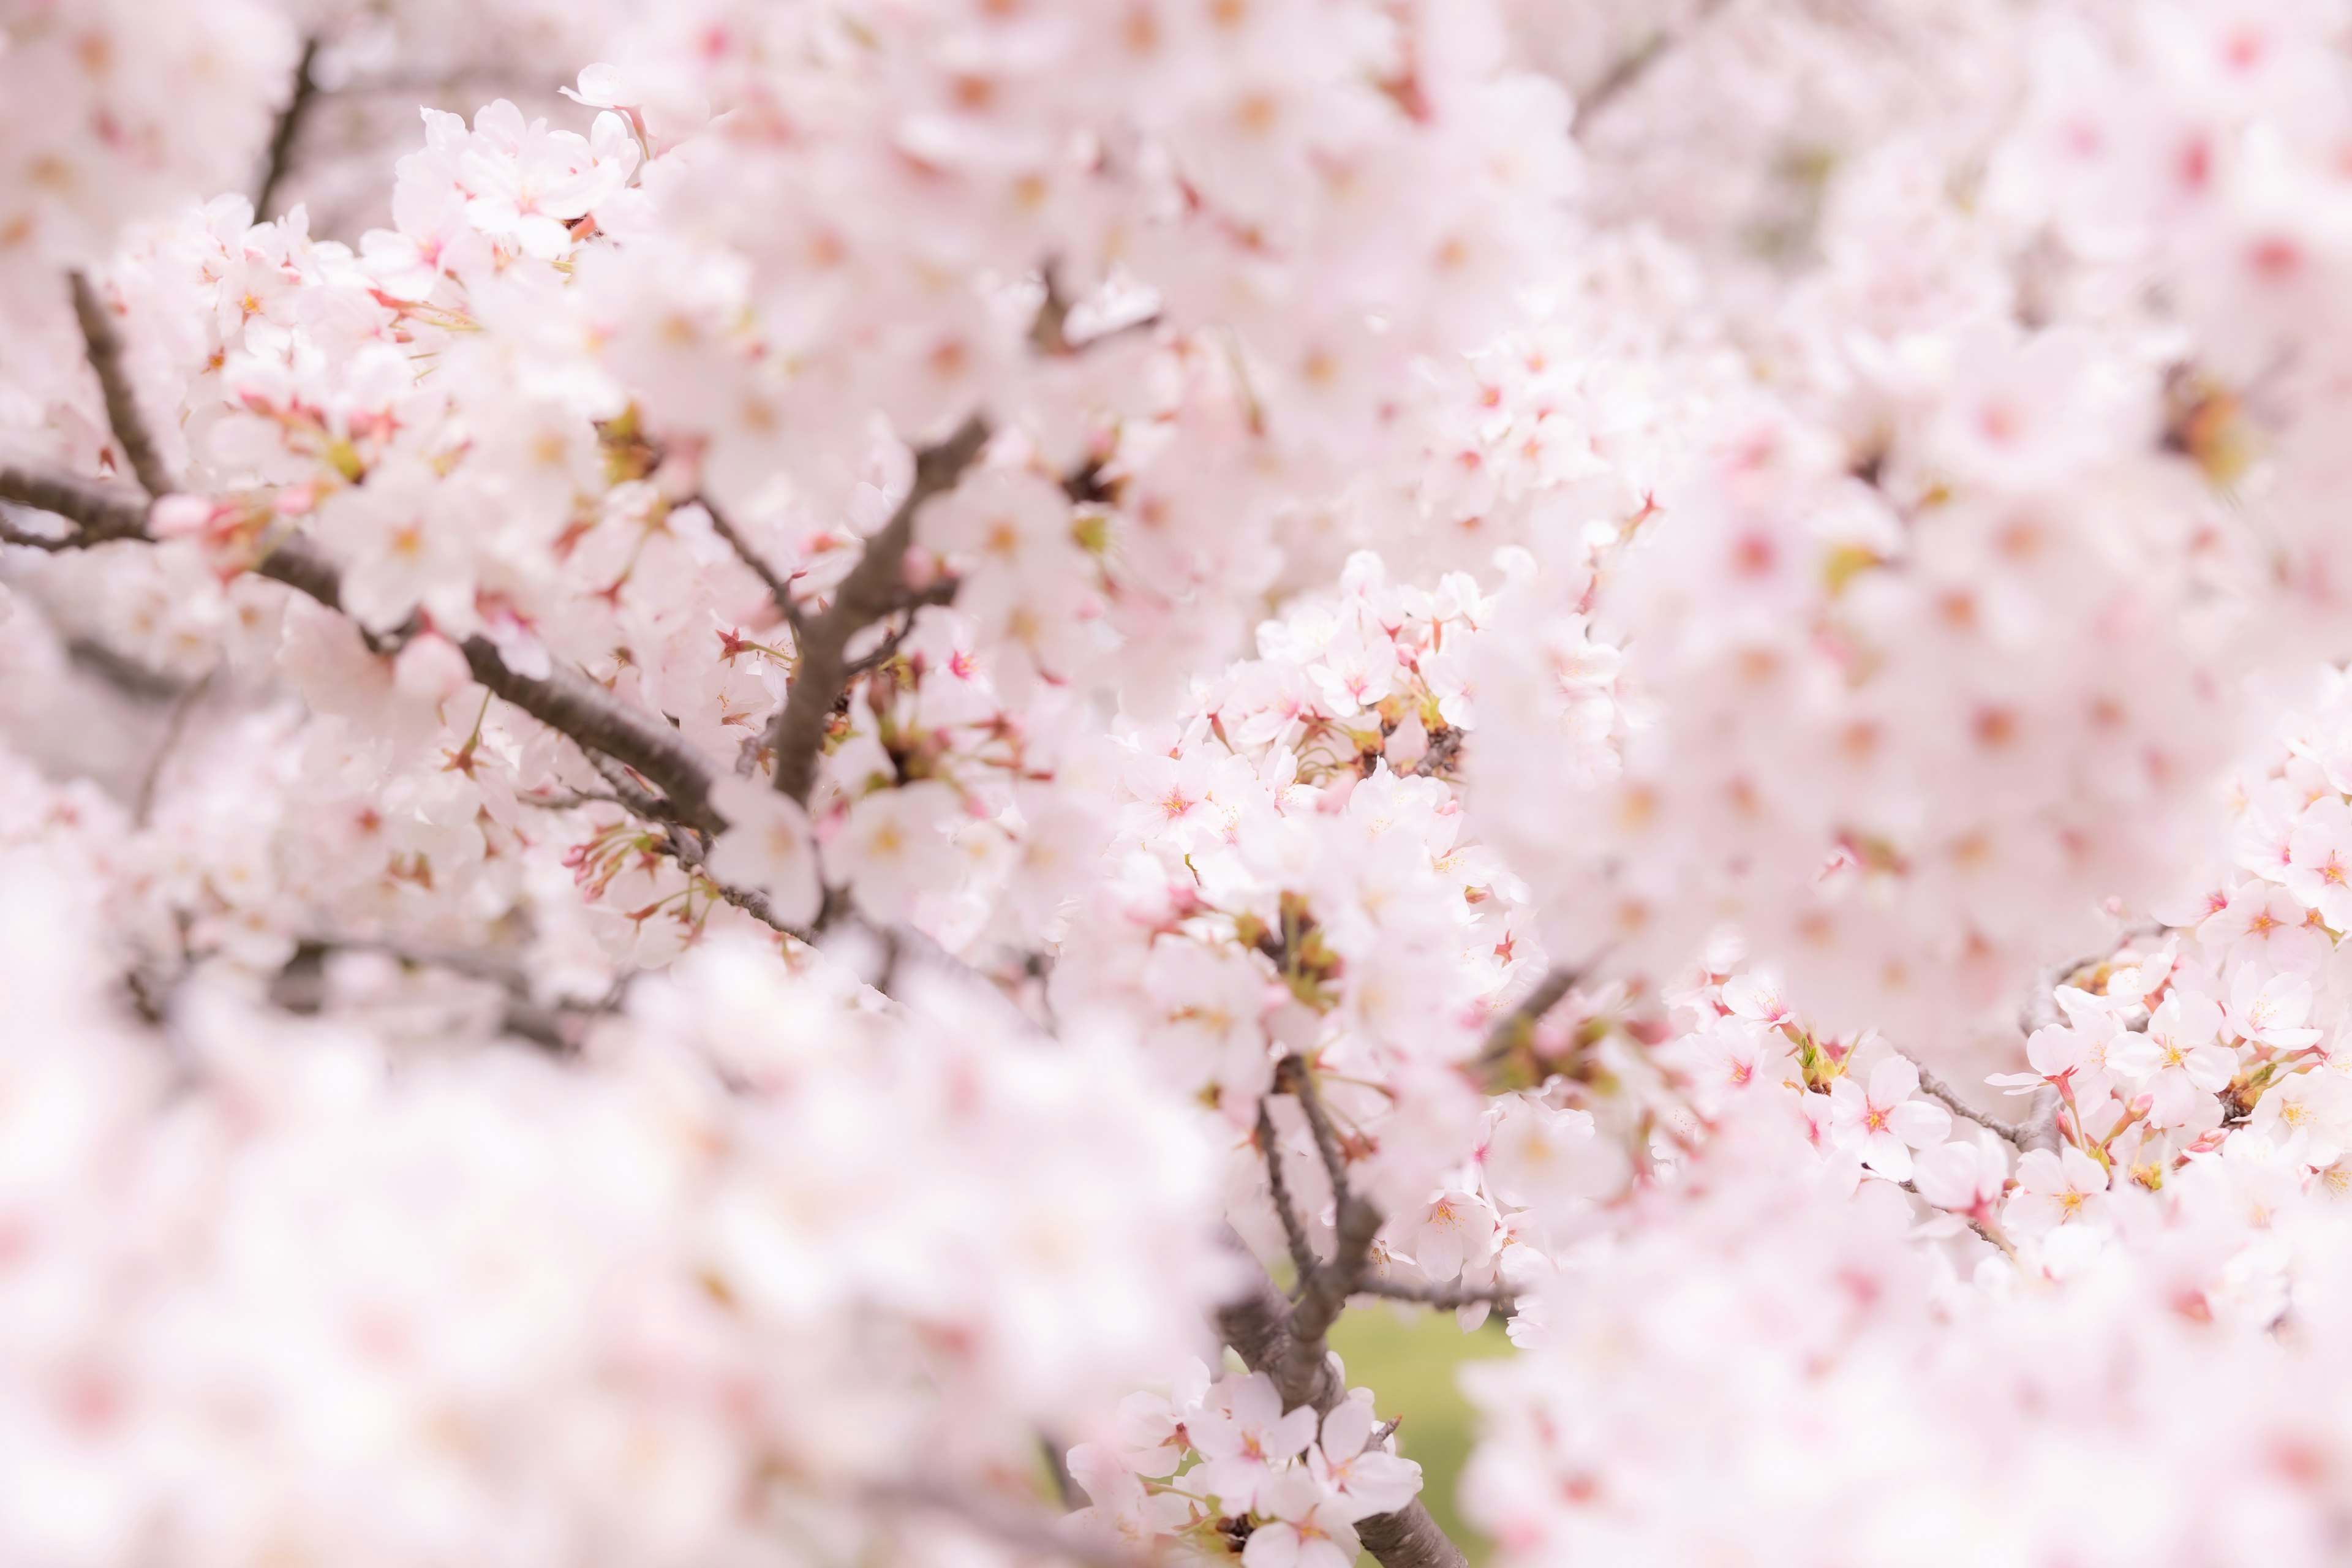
[7,0,2352,1564]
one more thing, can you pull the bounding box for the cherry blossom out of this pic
[1826,1057,1952,1182]
[1189,1372,1321,1517]
[21,3,2352,1564]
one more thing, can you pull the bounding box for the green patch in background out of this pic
[1330,1305,1516,1565]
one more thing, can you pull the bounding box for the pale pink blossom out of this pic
[2002,1145,2113,1240]
[1190,1372,1319,1517]
[1826,1058,1950,1182]
[1309,1394,1424,1521]
[2225,964,2322,1050]
[706,777,823,929]
[2108,990,2236,1127]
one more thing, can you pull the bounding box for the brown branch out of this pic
[767,415,989,805]
[255,37,323,222]
[70,271,176,499]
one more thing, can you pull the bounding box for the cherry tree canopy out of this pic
[7,1,2352,1564]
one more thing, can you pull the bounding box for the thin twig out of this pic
[660,824,815,944]
[1896,1180,2016,1258]
[842,615,921,678]
[1284,1055,1354,1202]
[247,530,727,830]
[1352,1276,1517,1314]
[1257,1098,1321,1297]
[696,492,808,638]
[584,750,673,821]
[1274,1055,1379,1352]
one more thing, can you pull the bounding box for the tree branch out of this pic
[1902,1052,2030,1148]
[255,37,323,223]
[70,271,176,499]
[580,750,677,822]
[0,467,151,544]
[456,638,724,833]
[246,530,730,831]
[1215,1262,1469,1568]
[767,415,989,805]
[660,822,815,943]
[1276,1055,1379,1351]
[1476,961,1584,1072]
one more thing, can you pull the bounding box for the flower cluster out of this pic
[1069,1366,1422,1568]
[0,823,1221,1566]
